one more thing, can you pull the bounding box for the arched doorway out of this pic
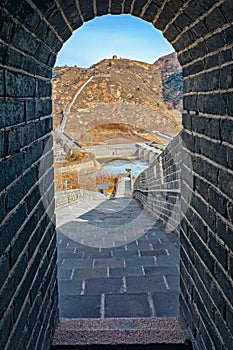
[0,1,232,349]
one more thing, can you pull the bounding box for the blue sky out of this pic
[56,15,174,67]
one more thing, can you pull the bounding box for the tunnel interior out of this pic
[0,1,233,349]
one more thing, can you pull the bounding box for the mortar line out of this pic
[177,18,230,57]
[93,0,97,16]
[54,0,73,32]
[130,0,137,14]
[70,269,75,280]
[74,0,84,22]
[121,277,127,293]
[165,249,170,256]
[171,0,225,45]
[140,0,153,17]
[147,292,156,317]
[163,275,170,290]
[80,280,86,295]
[108,0,112,14]
[92,259,95,268]
[152,0,169,26]
[100,294,105,318]
[25,0,64,42]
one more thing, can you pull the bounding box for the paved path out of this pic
[56,197,179,318]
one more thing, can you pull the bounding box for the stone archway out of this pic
[0,1,232,349]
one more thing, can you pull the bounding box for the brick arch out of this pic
[0,1,232,349]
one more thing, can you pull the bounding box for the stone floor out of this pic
[56,196,180,319]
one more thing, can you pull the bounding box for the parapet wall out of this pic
[55,189,104,209]
[133,134,182,234]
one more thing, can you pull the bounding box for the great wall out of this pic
[0,1,233,349]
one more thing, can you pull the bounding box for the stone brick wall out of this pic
[0,2,59,349]
[0,0,232,349]
[133,134,182,234]
[171,2,233,349]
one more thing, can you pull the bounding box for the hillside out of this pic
[157,52,183,110]
[52,53,183,145]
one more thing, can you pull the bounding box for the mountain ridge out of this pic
[52,52,183,145]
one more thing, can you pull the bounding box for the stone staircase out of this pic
[52,318,192,349]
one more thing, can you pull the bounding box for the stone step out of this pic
[52,318,192,349]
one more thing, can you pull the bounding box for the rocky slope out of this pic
[52,53,183,145]
[158,52,183,110]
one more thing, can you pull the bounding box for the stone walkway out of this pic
[56,195,180,319]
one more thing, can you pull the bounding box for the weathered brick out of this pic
[226,304,233,334]
[7,300,30,350]
[218,48,232,66]
[78,0,94,22]
[0,152,24,192]
[0,10,14,43]
[11,26,39,56]
[0,203,27,256]
[156,5,175,30]
[61,3,82,30]
[218,169,233,201]
[164,24,181,43]
[111,0,124,14]
[143,2,160,23]
[190,229,215,274]
[121,0,132,13]
[49,11,72,41]
[214,311,233,349]
[17,1,40,32]
[6,71,35,98]
[0,69,5,97]
[7,167,37,211]
[195,136,227,167]
[223,26,233,46]
[204,54,218,70]
[0,251,28,320]
[192,115,220,140]
[204,6,227,31]
[36,79,51,97]
[193,292,223,349]
[0,308,14,349]
[221,0,233,22]
[45,26,62,52]
[206,32,226,52]
[192,156,218,186]
[216,218,233,251]
[220,65,233,89]
[209,233,227,269]
[214,263,233,305]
